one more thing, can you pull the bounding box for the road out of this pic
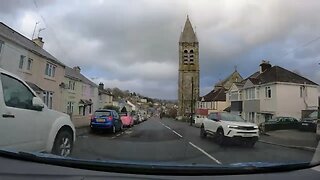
[71,116,315,165]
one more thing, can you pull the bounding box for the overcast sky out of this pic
[1,0,320,99]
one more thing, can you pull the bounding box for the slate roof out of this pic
[200,87,226,102]
[215,70,243,88]
[179,16,198,43]
[0,22,64,67]
[98,89,113,96]
[65,66,98,87]
[250,66,318,85]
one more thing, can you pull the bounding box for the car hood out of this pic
[46,109,70,119]
[222,121,257,127]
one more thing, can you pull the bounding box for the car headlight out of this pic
[228,125,239,129]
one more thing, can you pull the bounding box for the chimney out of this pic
[33,37,44,48]
[99,82,104,90]
[73,66,81,73]
[259,60,272,73]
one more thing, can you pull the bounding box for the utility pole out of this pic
[190,77,194,126]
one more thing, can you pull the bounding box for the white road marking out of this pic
[189,142,222,164]
[159,122,183,138]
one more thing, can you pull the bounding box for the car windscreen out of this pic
[220,113,245,122]
[94,111,111,117]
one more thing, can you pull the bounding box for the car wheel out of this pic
[52,130,73,157]
[112,125,116,134]
[216,128,225,145]
[200,125,207,138]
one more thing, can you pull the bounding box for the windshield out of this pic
[1,0,320,175]
[94,111,111,117]
[220,113,245,122]
[308,112,318,118]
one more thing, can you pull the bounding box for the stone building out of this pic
[178,16,199,117]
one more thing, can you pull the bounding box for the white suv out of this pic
[200,112,259,147]
[0,68,75,156]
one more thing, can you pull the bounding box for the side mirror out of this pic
[32,97,44,111]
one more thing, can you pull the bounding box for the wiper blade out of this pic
[0,149,317,176]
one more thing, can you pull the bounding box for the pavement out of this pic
[71,116,319,165]
[260,130,319,152]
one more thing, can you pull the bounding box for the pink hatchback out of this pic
[120,112,134,128]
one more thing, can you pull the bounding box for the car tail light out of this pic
[108,116,113,121]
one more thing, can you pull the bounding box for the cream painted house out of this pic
[98,83,113,109]
[0,22,65,112]
[62,66,98,116]
[196,70,243,115]
[227,61,319,125]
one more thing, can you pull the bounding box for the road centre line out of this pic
[189,142,222,164]
[159,122,183,138]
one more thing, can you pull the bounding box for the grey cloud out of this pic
[2,0,320,99]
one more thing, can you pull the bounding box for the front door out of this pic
[0,73,42,152]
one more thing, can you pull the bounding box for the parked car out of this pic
[90,109,123,133]
[120,112,134,127]
[259,117,300,133]
[300,111,318,132]
[133,114,140,125]
[201,112,259,147]
[0,68,76,157]
[194,115,206,128]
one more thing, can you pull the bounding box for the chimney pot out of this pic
[259,60,272,73]
[99,83,104,90]
[32,37,44,48]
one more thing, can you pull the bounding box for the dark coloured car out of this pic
[300,111,318,132]
[90,109,123,133]
[260,117,300,133]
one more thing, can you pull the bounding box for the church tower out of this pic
[178,16,199,117]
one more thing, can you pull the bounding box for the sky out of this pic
[1,0,320,99]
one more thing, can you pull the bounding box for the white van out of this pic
[0,68,75,156]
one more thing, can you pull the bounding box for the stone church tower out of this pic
[178,16,199,117]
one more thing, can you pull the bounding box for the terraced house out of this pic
[62,66,99,117]
[0,22,65,111]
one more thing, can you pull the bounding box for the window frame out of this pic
[19,55,25,69]
[265,86,271,98]
[27,58,33,71]
[0,73,36,110]
[45,63,56,77]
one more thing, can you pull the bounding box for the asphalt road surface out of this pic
[71,116,315,165]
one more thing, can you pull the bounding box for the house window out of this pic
[256,88,259,99]
[230,91,239,101]
[19,55,25,69]
[45,63,56,77]
[43,91,53,109]
[27,58,33,70]
[300,86,307,97]
[68,81,75,90]
[265,87,271,98]
[67,101,74,114]
[246,88,255,100]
